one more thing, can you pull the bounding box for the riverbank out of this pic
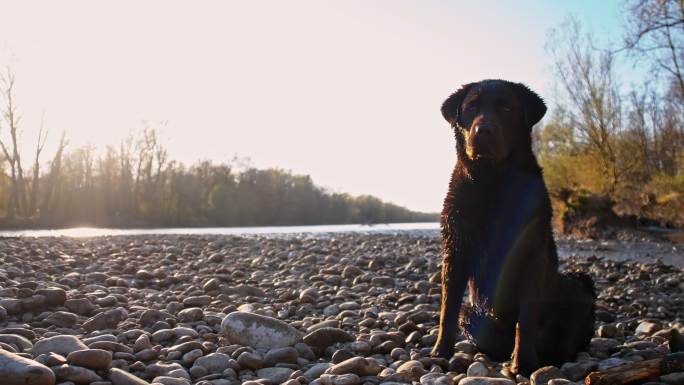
[0,233,682,385]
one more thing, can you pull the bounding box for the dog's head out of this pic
[441,79,546,162]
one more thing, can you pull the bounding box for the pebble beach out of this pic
[0,233,683,385]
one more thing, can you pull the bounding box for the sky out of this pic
[0,0,627,213]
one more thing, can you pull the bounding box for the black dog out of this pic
[431,79,595,376]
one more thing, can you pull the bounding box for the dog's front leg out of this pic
[511,278,543,376]
[431,251,468,358]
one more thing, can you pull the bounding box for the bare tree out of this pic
[548,18,624,193]
[41,130,67,217]
[0,69,27,218]
[624,0,684,98]
[29,115,48,216]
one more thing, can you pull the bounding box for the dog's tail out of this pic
[559,271,596,350]
[563,271,596,299]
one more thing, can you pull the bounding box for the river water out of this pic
[0,222,440,238]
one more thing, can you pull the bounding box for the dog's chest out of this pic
[462,170,545,298]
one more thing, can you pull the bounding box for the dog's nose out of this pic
[475,124,492,135]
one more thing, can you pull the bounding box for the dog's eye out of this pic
[500,105,511,112]
[464,103,478,112]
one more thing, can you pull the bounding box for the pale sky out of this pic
[0,0,624,212]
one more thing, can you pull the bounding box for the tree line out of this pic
[537,0,684,227]
[0,113,435,228]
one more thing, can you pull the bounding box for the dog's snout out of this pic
[475,124,492,135]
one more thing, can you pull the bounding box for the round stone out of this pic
[221,311,302,349]
[193,353,231,373]
[33,335,88,357]
[0,349,56,385]
[466,361,489,377]
[66,349,112,370]
[303,327,354,349]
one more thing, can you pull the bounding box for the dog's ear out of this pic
[512,82,546,128]
[441,82,477,127]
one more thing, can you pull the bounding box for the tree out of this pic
[0,69,27,219]
[547,18,624,194]
[29,116,48,216]
[625,0,684,99]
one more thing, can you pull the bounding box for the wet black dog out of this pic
[430,79,595,376]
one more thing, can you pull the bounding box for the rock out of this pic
[43,311,78,328]
[589,338,620,355]
[308,320,341,332]
[237,351,264,370]
[370,276,394,286]
[66,349,112,370]
[83,308,126,332]
[466,362,489,377]
[203,278,221,291]
[193,353,231,373]
[181,349,202,366]
[396,360,427,379]
[457,378,515,385]
[530,366,566,385]
[0,349,56,385]
[226,284,266,297]
[560,360,597,381]
[322,373,361,385]
[264,346,299,366]
[547,380,574,385]
[326,357,383,376]
[299,288,318,303]
[660,371,684,384]
[221,311,302,349]
[597,324,618,338]
[151,377,191,385]
[151,329,175,343]
[0,299,22,314]
[139,309,173,326]
[420,373,454,385]
[136,269,154,280]
[295,342,316,360]
[448,353,474,373]
[635,321,660,335]
[34,288,66,307]
[342,266,363,279]
[331,349,354,364]
[89,341,133,354]
[51,364,102,383]
[21,294,45,312]
[64,298,95,316]
[110,367,150,385]
[33,335,88,356]
[303,327,354,349]
[178,307,204,322]
[257,367,295,383]
[39,353,66,367]
[0,334,33,352]
[0,305,7,322]
[455,341,477,355]
[596,357,630,371]
[144,362,186,378]
[304,362,334,379]
[182,295,211,307]
[133,334,153,352]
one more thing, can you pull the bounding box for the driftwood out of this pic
[585,352,684,385]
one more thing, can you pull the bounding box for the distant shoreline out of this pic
[0,222,441,238]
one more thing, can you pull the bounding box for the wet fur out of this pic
[431,80,595,375]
